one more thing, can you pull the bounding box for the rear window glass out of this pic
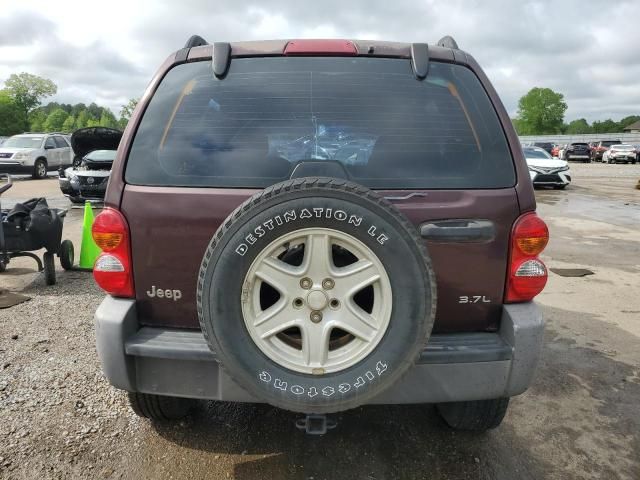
[126,57,515,189]
[54,136,69,148]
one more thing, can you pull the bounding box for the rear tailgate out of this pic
[118,53,523,334]
[122,186,518,333]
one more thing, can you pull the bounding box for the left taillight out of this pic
[505,212,549,303]
[92,208,134,298]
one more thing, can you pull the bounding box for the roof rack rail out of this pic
[436,35,459,50]
[184,35,209,49]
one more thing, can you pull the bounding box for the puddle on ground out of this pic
[536,190,640,227]
[550,268,595,277]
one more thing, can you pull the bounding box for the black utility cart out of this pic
[0,175,74,285]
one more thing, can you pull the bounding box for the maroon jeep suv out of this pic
[92,35,548,433]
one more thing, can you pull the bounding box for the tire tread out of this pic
[437,397,509,431]
[127,392,194,420]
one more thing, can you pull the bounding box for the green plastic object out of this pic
[79,202,101,270]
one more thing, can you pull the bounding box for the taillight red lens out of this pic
[505,213,549,303]
[92,208,134,298]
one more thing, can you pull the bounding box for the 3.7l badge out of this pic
[458,295,491,304]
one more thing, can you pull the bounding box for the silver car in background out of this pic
[602,144,637,164]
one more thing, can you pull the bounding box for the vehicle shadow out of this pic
[150,392,547,480]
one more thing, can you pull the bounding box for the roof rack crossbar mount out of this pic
[410,43,429,80]
[213,42,232,78]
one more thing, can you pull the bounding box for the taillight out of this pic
[505,213,549,303]
[284,39,357,55]
[92,208,134,298]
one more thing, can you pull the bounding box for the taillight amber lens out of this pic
[93,232,123,251]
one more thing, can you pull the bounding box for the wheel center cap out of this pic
[307,289,328,311]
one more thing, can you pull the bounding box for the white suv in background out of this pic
[0,133,73,179]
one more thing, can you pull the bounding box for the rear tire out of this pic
[437,397,510,431]
[58,240,74,270]
[43,252,56,285]
[33,159,48,179]
[0,260,6,273]
[553,184,567,190]
[127,392,196,420]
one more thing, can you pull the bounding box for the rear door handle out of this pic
[420,219,495,243]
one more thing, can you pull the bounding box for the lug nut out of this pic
[322,278,335,290]
[293,298,304,309]
[329,299,340,309]
[310,311,323,323]
[300,277,313,289]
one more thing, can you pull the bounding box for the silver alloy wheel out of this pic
[37,161,47,178]
[241,228,392,375]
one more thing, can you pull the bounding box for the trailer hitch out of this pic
[295,414,337,435]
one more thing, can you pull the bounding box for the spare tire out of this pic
[197,178,436,413]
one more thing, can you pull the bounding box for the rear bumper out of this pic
[609,155,635,162]
[95,298,544,405]
[565,154,590,161]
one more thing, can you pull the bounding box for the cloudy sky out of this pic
[0,0,638,122]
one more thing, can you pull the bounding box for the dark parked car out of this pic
[59,127,122,203]
[92,36,548,433]
[564,142,592,162]
[591,140,622,162]
[533,142,554,154]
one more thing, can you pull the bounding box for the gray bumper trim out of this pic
[125,328,513,365]
[95,298,543,404]
[125,328,215,361]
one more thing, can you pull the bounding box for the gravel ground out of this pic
[0,164,639,479]
[0,274,138,479]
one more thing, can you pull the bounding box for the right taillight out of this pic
[505,212,549,303]
[92,208,135,298]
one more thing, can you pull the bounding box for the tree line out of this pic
[2,72,637,138]
[0,72,138,136]
[512,87,639,135]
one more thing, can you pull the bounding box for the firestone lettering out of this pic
[258,360,388,398]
